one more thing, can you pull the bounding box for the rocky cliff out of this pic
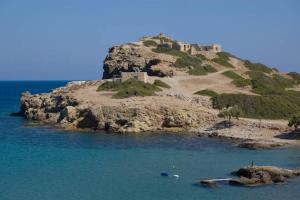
[19,81,216,133]
[102,44,175,79]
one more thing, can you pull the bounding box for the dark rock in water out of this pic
[10,112,23,117]
[200,180,217,187]
[230,166,300,187]
[238,141,284,150]
[160,173,169,177]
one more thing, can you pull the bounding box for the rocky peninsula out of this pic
[17,34,300,149]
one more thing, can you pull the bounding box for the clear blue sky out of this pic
[0,0,299,80]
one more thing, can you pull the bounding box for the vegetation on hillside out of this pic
[97,79,162,98]
[222,71,251,87]
[288,72,300,84]
[213,92,300,119]
[153,79,171,88]
[244,60,272,73]
[188,65,217,76]
[153,46,212,73]
[288,114,300,130]
[247,71,295,95]
[143,40,157,47]
[212,52,234,68]
[152,36,173,43]
[194,89,218,97]
[153,45,191,60]
[209,70,299,119]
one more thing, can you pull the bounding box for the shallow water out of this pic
[0,81,300,200]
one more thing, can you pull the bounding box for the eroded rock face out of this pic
[102,45,174,79]
[19,83,215,133]
[230,166,300,186]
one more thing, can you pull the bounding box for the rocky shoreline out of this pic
[14,80,299,150]
[18,81,216,134]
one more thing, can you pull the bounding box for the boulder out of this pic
[230,166,300,186]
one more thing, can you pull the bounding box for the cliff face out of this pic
[102,44,175,79]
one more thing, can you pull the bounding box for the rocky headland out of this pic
[17,34,300,149]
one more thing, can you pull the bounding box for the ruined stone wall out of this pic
[121,72,148,83]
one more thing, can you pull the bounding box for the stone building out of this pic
[121,72,148,83]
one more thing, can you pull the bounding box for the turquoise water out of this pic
[0,81,300,200]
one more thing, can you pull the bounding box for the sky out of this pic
[0,0,299,80]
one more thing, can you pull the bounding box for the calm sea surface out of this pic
[0,81,300,200]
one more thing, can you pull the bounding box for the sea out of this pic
[0,81,300,200]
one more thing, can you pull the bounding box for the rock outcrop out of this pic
[102,44,175,79]
[230,166,300,186]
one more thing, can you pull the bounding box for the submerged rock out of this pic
[238,141,285,150]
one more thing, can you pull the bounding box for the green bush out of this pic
[288,72,300,84]
[152,36,173,43]
[213,92,300,119]
[97,81,121,91]
[195,54,207,60]
[175,57,202,68]
[153,46,207,69]
[218,105,242,122]
[153,45,189,58]
[188,65,217,76]
[188,67,207,75]
[143,40,157,47]
[222,71,251,87]
[97,79,161,98]
[244,60,272,73]
[212,52,234,68]
[203,65,217,73]
[288,114,300,130]
[153,79,171,88]
[194,89,219,97]
[247,71,295,95]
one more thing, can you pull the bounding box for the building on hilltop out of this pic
[153,33,222,55]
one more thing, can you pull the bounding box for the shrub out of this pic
[244,60,272,73]
[288,114,300,130]
[194,89,218,97]
[153,45,189,58]
[218,105,242,122]
[152,36,173,43]
[213,92,300,119]
[143,40,157,47]
[195,54,207,60]
[212,52,234,68]
[222,71,251,87]
[153,46,207,69]
[97,79,161,98]
[203,65,217,73]
[175,57,202,68]
[288,72,300,84]
[188,65,217,76]
[153,79,171,88]
[247,71,295,95]
[97,81,121,91]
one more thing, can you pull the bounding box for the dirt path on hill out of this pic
[156,69,255,96]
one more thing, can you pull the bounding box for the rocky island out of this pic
[18,33,300,148]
